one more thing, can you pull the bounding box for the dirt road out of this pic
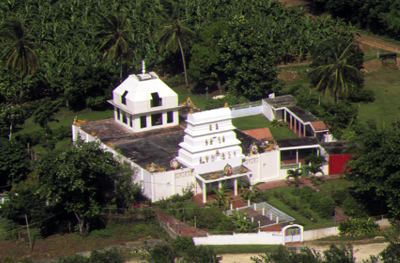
[219,242,388,263]
[357,34,400,54]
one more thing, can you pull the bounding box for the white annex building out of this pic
[72,69,350,203]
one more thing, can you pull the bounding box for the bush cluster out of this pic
[274,187,336,220]
[339,218,379,238]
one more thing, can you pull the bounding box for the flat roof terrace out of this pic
[77,119,186,171]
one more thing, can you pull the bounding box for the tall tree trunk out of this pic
[74,212,86,235]
[8,123,12,141]
[177,37,189,88]
[119,57,123,82]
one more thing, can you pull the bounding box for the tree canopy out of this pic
[37,141,121,234]
[347,122,400,219]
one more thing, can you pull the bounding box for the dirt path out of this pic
[357,34,400,54]
[219,242,388,263]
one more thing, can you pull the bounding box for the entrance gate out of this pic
[282,224,303,244]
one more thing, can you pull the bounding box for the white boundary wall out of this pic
[231,101,262,118]
[193,231,284,245]
[303,227,339,241]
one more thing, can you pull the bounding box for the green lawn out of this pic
[232,115,297,140]
[357,67,400,126]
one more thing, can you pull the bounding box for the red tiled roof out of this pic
[311,121,329,132]
[242,128,274,141]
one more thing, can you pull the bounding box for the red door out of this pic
[329,154,351,175]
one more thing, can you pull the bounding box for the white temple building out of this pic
[72,69,351,203]
[108,69,180,132]
[177,107,244,174]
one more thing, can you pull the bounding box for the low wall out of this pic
[231,101,262,118]
[303,227,339,241]
[193,231,284,245]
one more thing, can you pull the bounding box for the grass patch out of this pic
[0,222,166,262]
[204,244,280,254]
[232,115,297,140]
[357,67,400,126]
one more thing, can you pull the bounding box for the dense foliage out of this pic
[347,122,400,218]
[0,0,360,138]
[37,141,122,234]
[311,0,400,40]
[339,218,379,238]
[251,245,356,263]
[149,237,220,263]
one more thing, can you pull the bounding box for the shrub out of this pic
[149,244,176,263]
[86,96,109,110]
[57,255,89,263]
[0,218,17,241]
[342,195,367,217]
[339,218,379,238]
[310,194,335,218]
[89,248,124,263]
[331,189,349,206]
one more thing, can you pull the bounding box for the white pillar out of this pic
[218,181,222,190]
[296,149,299,164]
[262,208,265,216]
[234,179,238,196]
[276,216,279,224]
[202,182,207,204]
[284,110,287,122]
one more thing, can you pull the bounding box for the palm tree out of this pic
[1,18,38,77]
[98,13,132,81]
[158,7,194,88]
[1,18,38,141]
[287,168,303,188]
[311,41,362,103]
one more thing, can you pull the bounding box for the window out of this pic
[150,92,162,107]
[121,90,128,105]
[216,123,219,130]
[129,115,133,127]
[140,116,147,128]
[122,113,127,124]
[151,113,162,126]
[116,108,120,120]
[167,111,174,123]
[209,124,212,131]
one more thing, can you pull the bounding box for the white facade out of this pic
[177,108,244,174]
[110,71,179,132]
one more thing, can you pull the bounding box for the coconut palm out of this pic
[311,41,362,103]
[287,168,303,188]
[98,13,132,81]
[1,18,38,77]
[158,6,194,87]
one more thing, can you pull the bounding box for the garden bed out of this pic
[253,179,357,229]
